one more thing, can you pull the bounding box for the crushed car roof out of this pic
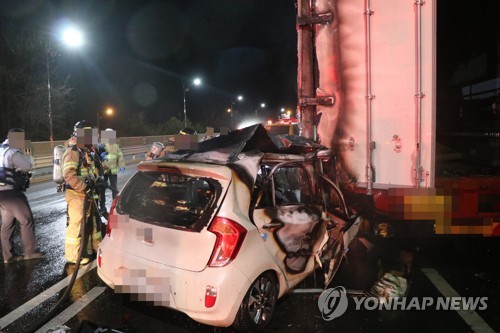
[160,124,325,165]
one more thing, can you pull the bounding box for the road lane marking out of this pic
[36,286,106,333]
[0,261,97,329]
[421,268,495,333]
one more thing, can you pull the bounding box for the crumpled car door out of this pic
[252,163,328,287]
[317,173,362,287]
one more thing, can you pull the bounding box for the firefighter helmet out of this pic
[179,128,197,135]
[73,120,91,131]
[72,120,91,137]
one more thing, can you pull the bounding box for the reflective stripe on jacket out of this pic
[104,143,124,175]
[62,146,90,193]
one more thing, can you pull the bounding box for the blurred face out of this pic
[7,131,25,149]
[100,129,117,144]
[75,128,98,148]
[174,134,199,150]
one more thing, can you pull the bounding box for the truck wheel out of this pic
[233,272,278,332]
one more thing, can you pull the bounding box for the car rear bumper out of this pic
[97,241,250,327]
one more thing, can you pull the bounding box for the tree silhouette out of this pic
[0,19,75,140]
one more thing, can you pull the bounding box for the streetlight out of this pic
[183,77,202,128]
[279,107,287,120]
[228,95,243,129]
[61,26,84,48]
[255,103,266,116]
[97,107,114,134]
[227,108,233,129]
[47,24,84,147]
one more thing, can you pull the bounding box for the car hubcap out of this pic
[248,276,275,325]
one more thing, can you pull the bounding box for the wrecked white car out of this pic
[97,124,361,332]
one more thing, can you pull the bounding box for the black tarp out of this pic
[164,124,324,165]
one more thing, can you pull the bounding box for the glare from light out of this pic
[193,78,202,86]
[237,95,243,101]
[227,108,232,113]
[260,103,266,108]
[105,107,114,116]
[237,118,262,129]
[61,26,84,48]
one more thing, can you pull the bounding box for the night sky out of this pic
[1,0,298,131]
[0,0,499,138]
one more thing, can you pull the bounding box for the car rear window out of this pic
[117,171,220,230]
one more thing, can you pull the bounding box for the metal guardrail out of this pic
[31,145,150,183]
[29,134,210,183]
[33,145,150,169]
[30,139,159,183]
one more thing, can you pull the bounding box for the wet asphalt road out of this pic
[0,164,499,332]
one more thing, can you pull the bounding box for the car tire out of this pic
[232,272,278,333]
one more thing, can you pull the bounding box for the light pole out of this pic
[47,24,84,147]
[46,51,53,147]
[228,95,243,129]
[227,108,233,129]
[183,77,202,128]
[279,107,286,120]
[255,103,266,116]
[97,107,114,134]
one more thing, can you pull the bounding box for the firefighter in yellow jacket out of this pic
[100,128,125,201]
[62,121,102,265]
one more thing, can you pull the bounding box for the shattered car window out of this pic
[319,176,348,220]
[255,165,272,208]
[274,166,313,205]
[256,165,314,207]
[118,171,217,228]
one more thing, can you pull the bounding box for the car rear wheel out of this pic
[233,272,278,332]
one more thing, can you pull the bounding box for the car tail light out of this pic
[207,217,247,267]
[106,195,120,237]
[205,285,217,308]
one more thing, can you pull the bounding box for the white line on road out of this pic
[0,261,97,329]
[421,268,495,333]
[36,286,106,333]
